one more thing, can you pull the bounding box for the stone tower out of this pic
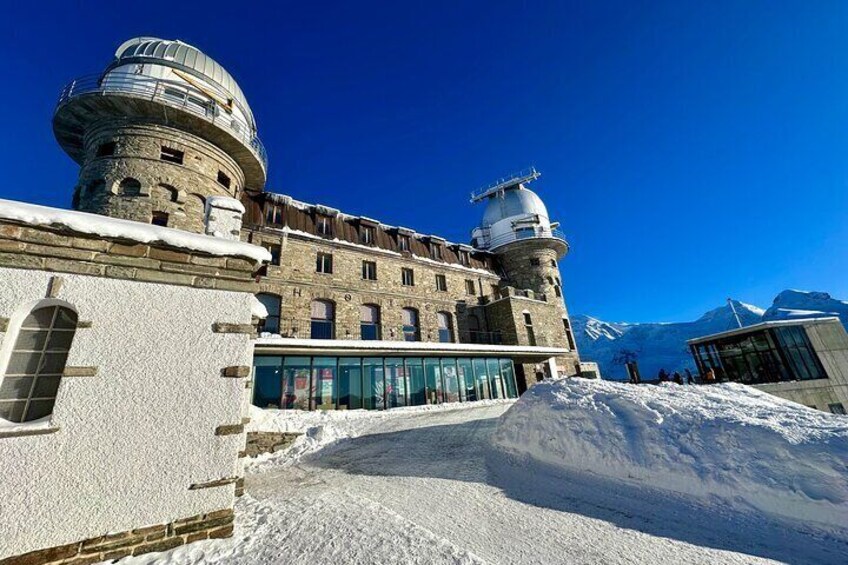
[53,37,267,233]
[471,169,580,373]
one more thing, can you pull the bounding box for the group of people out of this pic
[657,368,697,385]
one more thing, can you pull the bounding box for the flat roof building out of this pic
[688,317,848,415]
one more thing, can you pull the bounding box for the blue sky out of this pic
[1,1,846,322]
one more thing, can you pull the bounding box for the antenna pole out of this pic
[727,298,743,328]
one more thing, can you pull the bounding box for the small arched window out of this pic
[310,300,335,339]
[402,308,419,342]
[156,183,180,203]
[0,302,77,423]
[256,293,282,334]
[360,304,381,340]
[119,178,142,196]
[437,312,453,343]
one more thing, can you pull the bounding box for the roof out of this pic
[0,199,270,265]
[686,317,842,345]
[107,37,255,130]
[481,186,550,227]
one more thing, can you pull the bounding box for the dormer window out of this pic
[397,234,410,252]
[458,250,470,265]
[316,215,332,237]
[360,225,375,245]
[430,244,443,261]
[265,204,283,226]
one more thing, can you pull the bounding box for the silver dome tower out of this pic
[54,37,266,232]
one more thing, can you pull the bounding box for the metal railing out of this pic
[57,73,267,172]
[484,226,568,250]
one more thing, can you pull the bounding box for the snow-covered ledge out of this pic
[0,416,59,438]
[254,336,567,357]
[0,198,270,265]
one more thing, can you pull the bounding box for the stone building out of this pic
[48,35,582,414]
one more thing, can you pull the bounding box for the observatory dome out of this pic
[105,37,256,130]
[481,186,550,227]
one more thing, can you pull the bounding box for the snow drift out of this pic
[492,379,848,530]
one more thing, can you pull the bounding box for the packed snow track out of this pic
[118,402,847,565]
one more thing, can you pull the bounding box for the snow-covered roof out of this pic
[687,316,842,345]
[0,199,270,264]
[207,195,245,214]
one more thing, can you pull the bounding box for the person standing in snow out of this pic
[658,369,669,382]
[673,372,683,385]
[685,369,695,384]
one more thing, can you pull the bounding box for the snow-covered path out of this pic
[126,403,847,565]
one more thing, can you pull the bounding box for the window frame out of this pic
[0,299,78,425]
[465,280,476,296]
[160,146,185,164]
[435,274,447,292]
[316,252,334,274]
[401,268,415,287]
[362,260,377,281]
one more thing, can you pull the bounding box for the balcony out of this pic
[56,73,267,175]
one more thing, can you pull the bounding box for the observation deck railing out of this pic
[56,73,267,173]
[482,226,568,250]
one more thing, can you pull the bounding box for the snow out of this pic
[109,392,847,565]
[250,296,268,319]
[493,379,848,530]
[206,196,245,214]
[0,199,270,265]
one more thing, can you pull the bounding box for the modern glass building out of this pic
[253,355,519,410]
[687,317,848,415]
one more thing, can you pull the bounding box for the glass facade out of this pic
[691,325,827,384]
[253,355,520,411]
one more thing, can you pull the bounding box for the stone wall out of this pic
[244,431,301,457]
[249,231,502,343]
[74,121,245,233]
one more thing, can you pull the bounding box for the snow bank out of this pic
[0,198,270,264]
[492,379,848,530]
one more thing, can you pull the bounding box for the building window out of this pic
[316,252,333,274]
[554,286,562,298]
[151,211,169,226]
[158,184,179,203]
[431,244,443,261]
[465,280,476,295]
[401,268,414,286]
[160,146,184,164]
[263,242,281,266]
[310,300,335,339]
[437,312,454,343]
[563,318,576,350]
[96,142,116,157]
[524,312,536,346]
[550,259,557,267]
[360,225,375,245]
[265,204,283,226]
[397,234,410,252]
[0,302,77,423]
[491,284,500,297]
[316,215,332,237]
[256,293,281,334]
[402,308,420,342]
[360,304,381,340]
[362,261,377,280]
[118,178,142,196]
[217,170,231,189]
[435,274,447,292]
[530,258,541,266]
[458,250,470,265]
[829,403,846,415]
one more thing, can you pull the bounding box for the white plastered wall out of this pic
[0,267,253,558]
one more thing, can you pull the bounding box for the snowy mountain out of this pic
[574,290,845,381]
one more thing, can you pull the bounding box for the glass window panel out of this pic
[253,357,283,408]
[0,400,26,423]
[406,358,426,406]
[46,330,75,352]
[363,358,385,410]
[441,358,460,403]
[22,307,56,329]
[338,358,362,410]
[424,358,443,404]
[283,357,311,410]
[6,352,41,376]
[500,359,517,398]
[487,358,504,399]
[25,400,55,421]
[457,358,475,401]
[0,376,34,400]
[39,352,70,375]
[32,376,61,399]
[360,323,380,340]
[385,358,408,408]
[53,307,78,329]
[311,357,337,410]
[473,358,491,400]
[13,330,48,351]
